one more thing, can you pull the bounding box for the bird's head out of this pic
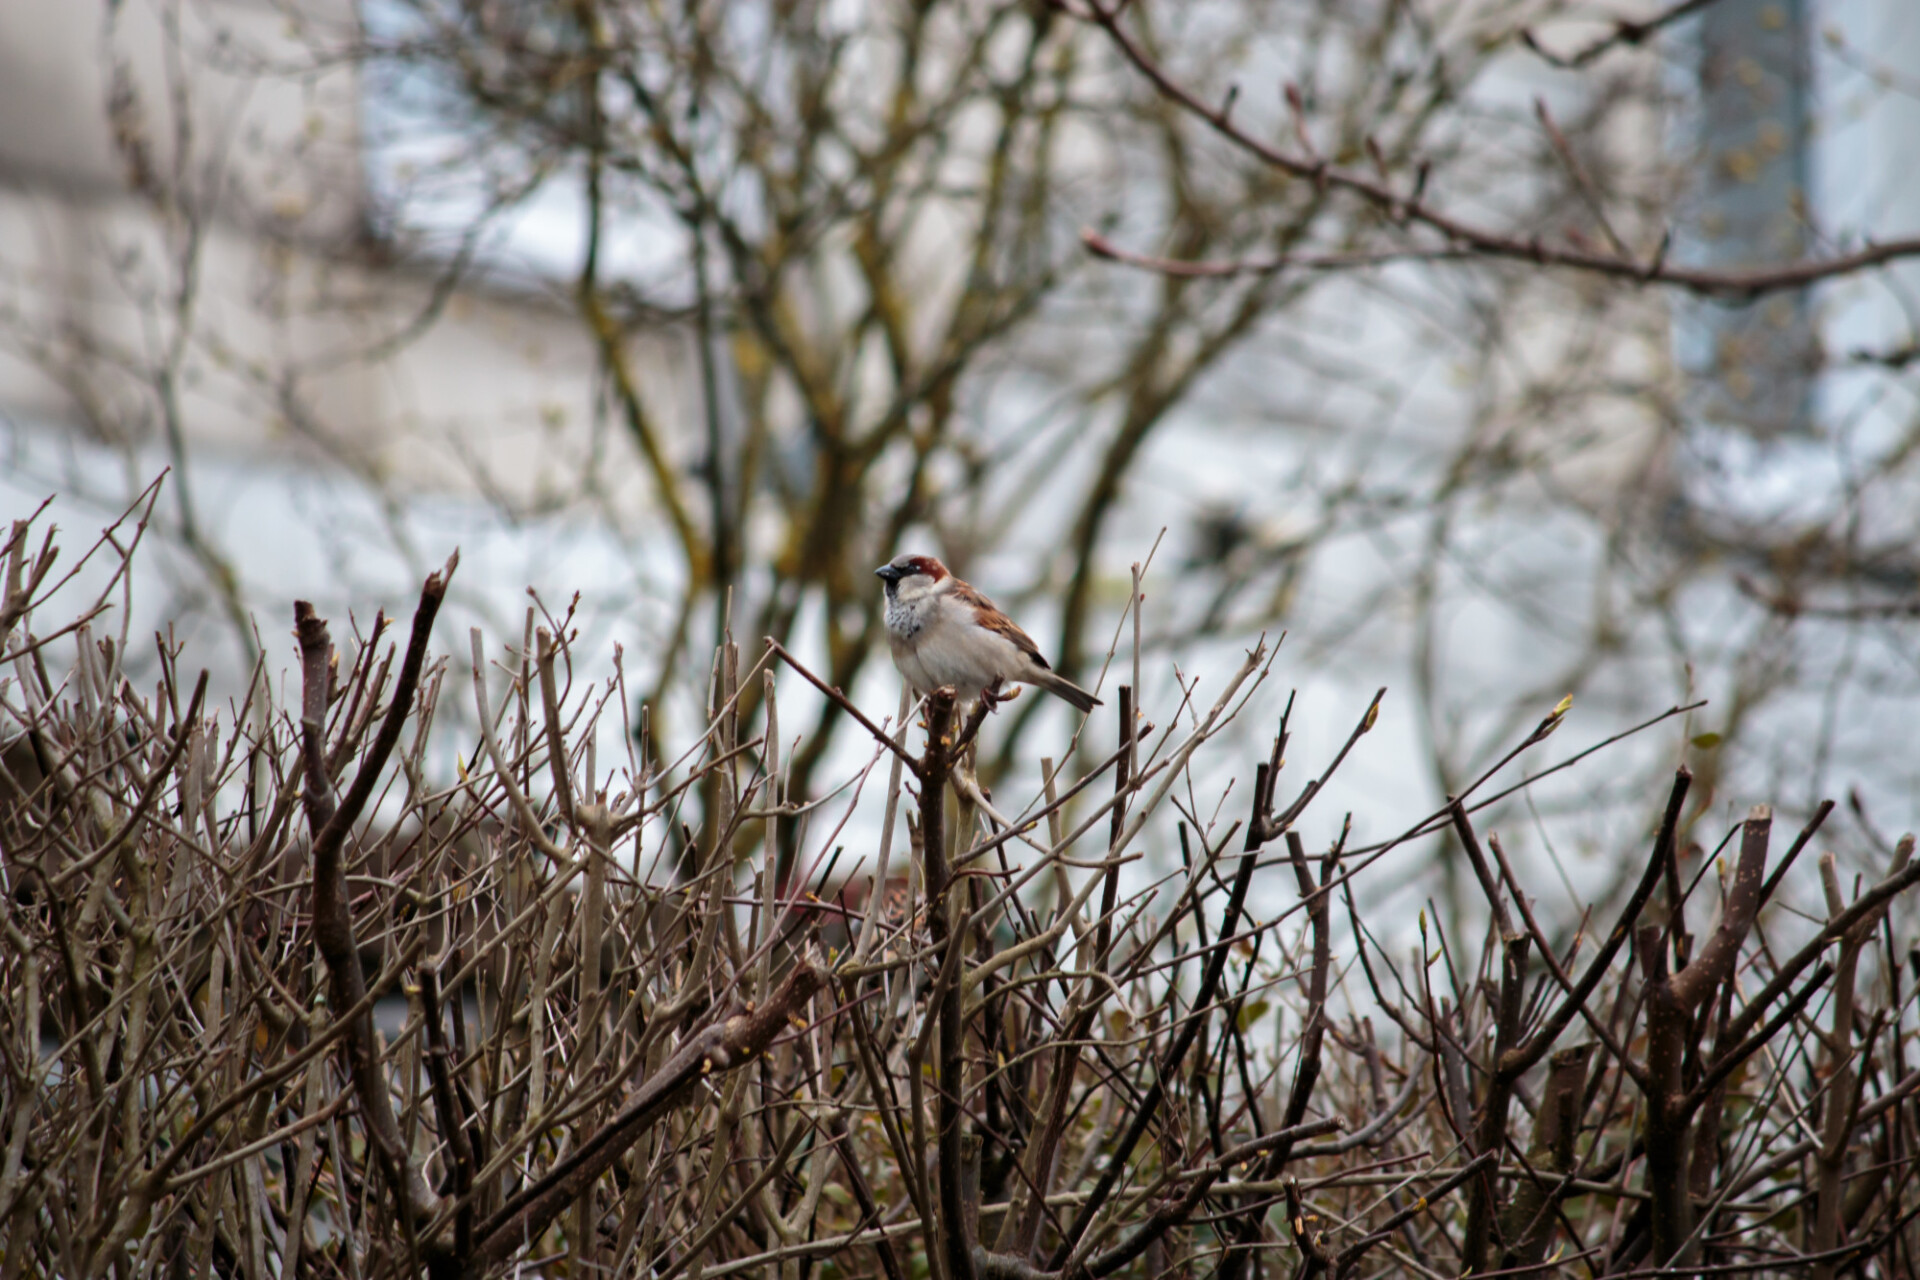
[874,554,948,597]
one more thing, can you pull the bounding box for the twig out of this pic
[1066,3,1920,298]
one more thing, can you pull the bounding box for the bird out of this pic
[875,554,1101,714]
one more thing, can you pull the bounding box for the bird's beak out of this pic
[875,565,900,583]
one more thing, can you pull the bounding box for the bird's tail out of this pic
[1036,670,1101,713]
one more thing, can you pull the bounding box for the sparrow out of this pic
[875,554,1101,714]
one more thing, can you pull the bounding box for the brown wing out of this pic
[948,579,1053,670]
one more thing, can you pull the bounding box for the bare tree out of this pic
[7,0,1920,1052]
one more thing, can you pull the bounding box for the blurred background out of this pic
[3,0,1919,927]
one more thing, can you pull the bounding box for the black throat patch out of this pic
[885,588,923,639]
